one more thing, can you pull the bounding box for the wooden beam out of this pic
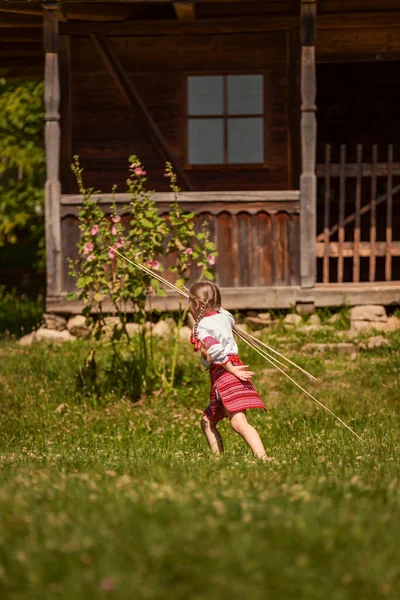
[60,15,297,36]
[299,0,317,289]
[43,1,62,298]
[59,35,72,194]
[174,2,196,21]
[91,34,193,191]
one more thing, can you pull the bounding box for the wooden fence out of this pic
[316,144,400,284]
[60,191,300,294]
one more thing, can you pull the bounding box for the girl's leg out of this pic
[226,409,269,461]
[201,414,224,455]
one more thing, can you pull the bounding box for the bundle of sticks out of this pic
[111,248,361,441]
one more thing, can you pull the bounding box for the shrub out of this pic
[0,286,44,337]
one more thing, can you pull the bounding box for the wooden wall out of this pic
[65,31,292,194]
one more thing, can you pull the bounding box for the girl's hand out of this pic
[230,365,254,381]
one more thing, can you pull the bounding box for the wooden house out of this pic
[1,0,400,312]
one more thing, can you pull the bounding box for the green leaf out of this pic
[204,270,214,281]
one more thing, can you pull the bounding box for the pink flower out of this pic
[111,215,121,223]
[87,254,96,262]
[134,167,146,177]
[130,162,139,169]
[82,242,94,256]
[115,238,123,249]
[146,260,160,271]
[109,248,116,259]
[164,172,169,178]
[197,262,202,267]
[99,578,116,592]
[208,255,216,266]
[111,225,117,236]
[91,225,99,236]
[185,248,193,255]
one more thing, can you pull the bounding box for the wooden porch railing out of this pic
[316,144,400,284]
[60,191,300,295]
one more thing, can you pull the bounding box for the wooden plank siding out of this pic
[67,31,292,194]
[60,191,300,295]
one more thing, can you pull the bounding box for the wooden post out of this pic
[43,1,62,298]
[300,0,317,288]
[59,35,72,194]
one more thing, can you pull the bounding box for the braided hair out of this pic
[189,282,222,341]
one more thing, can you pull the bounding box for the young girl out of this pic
[189,281,269,461]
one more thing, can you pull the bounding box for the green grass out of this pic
[0,327,400,600]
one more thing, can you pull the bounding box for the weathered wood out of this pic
[316,163,400,177]
[257,213,274,286]
[386,145,393,282]
[337,144,345,284]
[287,29,301,189]
[174,2,196,21]
[46,282,400,314]
[317,27,400,63]
[300,0,317,289]
[59,35,72,194]
[90,34,193,191]
[322,144,330,284]
[44,1,62,298]
[369,144,377,282]
[60,15,297,36]
[353,144,362,283]
[231,214,239,287]
[316,183,400,242]
[61,191,300,204]
[316,241,400,258]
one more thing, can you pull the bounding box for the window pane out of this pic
[188,76,224,116]
[188,118,224,165]
[228,117,264,164]
[227,75,264,115]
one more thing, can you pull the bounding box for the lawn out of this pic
[0,326,399,600]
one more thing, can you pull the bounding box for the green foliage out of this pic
[68,156,217,397]
[0,285,44,337]
[0,79,45,263]
[0,333,400,598]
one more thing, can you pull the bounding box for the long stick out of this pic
[111,248,361,440]
[253,348,362,441]
[234,326,316,381]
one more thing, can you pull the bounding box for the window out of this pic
[186,74,268,167]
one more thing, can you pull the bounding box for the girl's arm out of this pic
[223,361,254,381]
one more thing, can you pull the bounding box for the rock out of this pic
[299,324,322,333]
[164,317,177,329]
[334,329,360,340]
[386,315,400,331]
[125,323,141,338]
[365,335,391,350]
[36,327,76,344]
[18,332,37,346]
[179,326,192,341]
[309,314,321,326]
[257,312,271,321]
[244,316,272,330]
[302,342,356,355]
[284,313,302,327]
[67,315,90,338]
[43,313,67,331]
[152,320,172,338]
[350,320,389,333]
[327,313,342,324]
[350,305,387,323]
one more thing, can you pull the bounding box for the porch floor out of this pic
[47,281,400,314]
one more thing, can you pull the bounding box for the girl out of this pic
[189,281,269,461]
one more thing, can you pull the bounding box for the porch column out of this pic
[43,1,62,297]
[299,0,317,288]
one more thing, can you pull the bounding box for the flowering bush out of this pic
[69,156,217,398]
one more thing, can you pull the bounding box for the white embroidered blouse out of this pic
[196,308,238,365]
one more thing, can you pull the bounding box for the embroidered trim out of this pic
[202,335,220,350]
[204,311,220,317]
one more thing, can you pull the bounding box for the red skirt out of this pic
[204,355,266,423]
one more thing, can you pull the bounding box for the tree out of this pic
[0,79,45,264]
